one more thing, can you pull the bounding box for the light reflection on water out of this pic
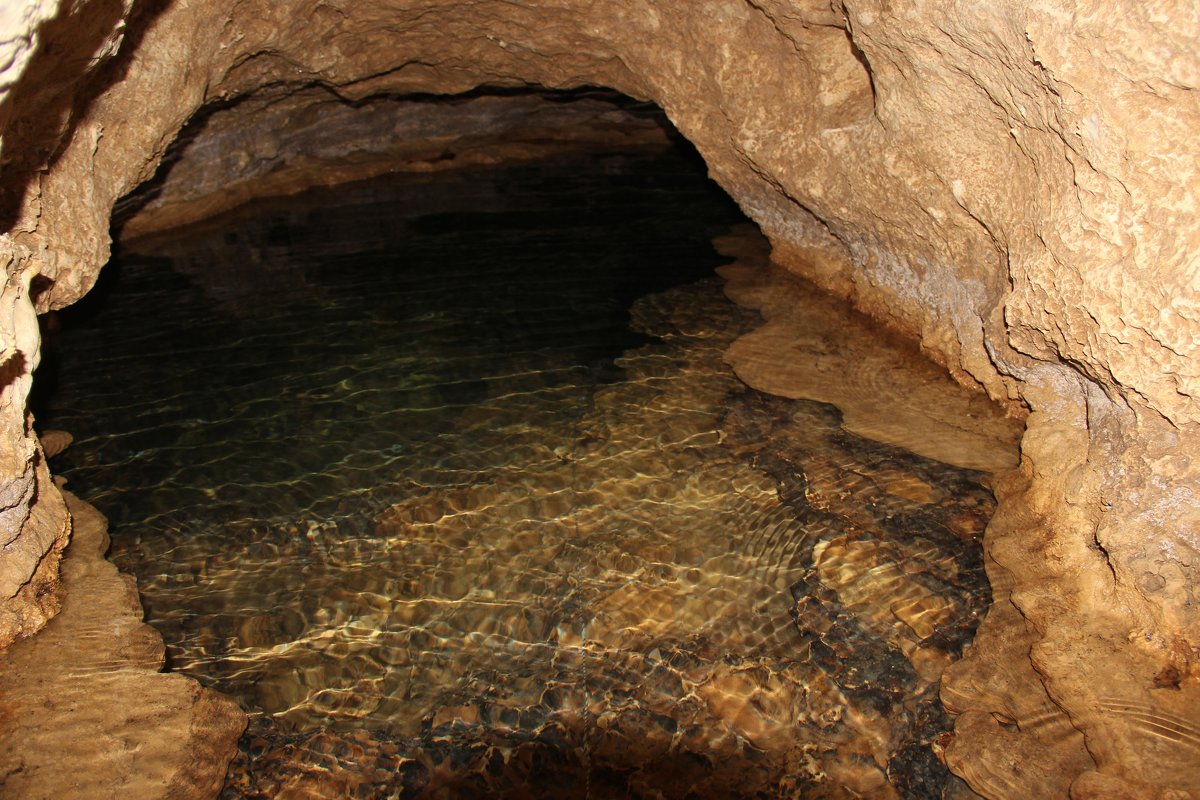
[42,151,996,798]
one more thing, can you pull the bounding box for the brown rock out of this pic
[719,228,1025,474]
[37,429,72,459]
[0,443,68,648]
[0,490,246,799]
[118,88,677,241]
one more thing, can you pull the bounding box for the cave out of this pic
[0,3,1197,800]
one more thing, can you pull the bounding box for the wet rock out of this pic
[0,491,245,799]
[38,429,73,458]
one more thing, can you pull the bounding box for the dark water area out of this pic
[41,151,735,529]
[38,148,991,798]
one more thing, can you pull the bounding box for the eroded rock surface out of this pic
[0,1,1198,798]
[0,488,246,799]
[717,229,1024,475]
[118,89,677,241]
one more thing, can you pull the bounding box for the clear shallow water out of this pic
[40,150,993,798]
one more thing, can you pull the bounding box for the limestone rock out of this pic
[717,228,1024,474]
[118,89,677,241]
[0,490,246,799]
[37,429,71,458]
[0,432,67,648]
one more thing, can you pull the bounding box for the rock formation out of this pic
[0,485,245,799]
[0,1,1197,798]
[116,87,678,240]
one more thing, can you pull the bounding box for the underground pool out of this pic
[36,146,1013,798]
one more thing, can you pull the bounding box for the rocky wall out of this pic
[115,87,679,240]
[0,1,1197,797]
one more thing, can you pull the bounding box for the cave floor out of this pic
[39,150,994,798]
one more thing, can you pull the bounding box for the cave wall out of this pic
[1,1,1198,798]
[116,88,680,239]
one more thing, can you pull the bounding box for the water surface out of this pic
[41,150,994,798]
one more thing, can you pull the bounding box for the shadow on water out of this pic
[37,147,992,799]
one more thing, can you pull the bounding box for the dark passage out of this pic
[41,149,738,528]
[37,145,991,798]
